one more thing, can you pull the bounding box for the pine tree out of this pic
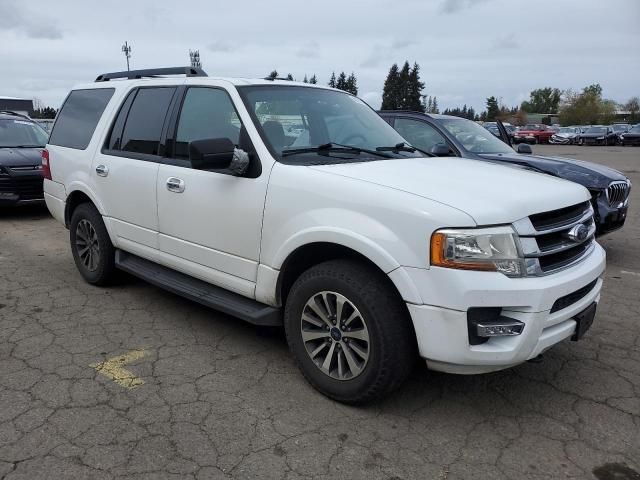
[407,62,425,112]
[431,96,439,114]
[426,96,433,113]
[268,70,278,79]
[328,72,336,88]
[303,74,308,83]
[345,72,358,95]
[309,74,317,84]
[486,96,500,121]
[381,63,400,110]
[336,72,347,91]
[398,61,411,108]
[286,73,294,81]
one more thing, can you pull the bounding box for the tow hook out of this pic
[527,354,544,364]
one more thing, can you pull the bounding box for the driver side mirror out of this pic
[189,138,235,171]
[516,143,532,154]
[430,143,451,157]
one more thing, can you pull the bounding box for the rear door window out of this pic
[119,88,175,156]
[49,88,114,149]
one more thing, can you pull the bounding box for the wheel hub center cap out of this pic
[330,327,342,341]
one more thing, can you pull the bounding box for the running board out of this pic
[115,250,282,326]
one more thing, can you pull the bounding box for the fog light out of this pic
[476,319,524,337]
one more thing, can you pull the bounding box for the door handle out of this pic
[166,177,185,193]
[95,164,109,177]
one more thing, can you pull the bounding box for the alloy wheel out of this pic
[75,219,100,272]
[300,291,370,381]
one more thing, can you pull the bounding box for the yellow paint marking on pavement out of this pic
[90,349,149,389]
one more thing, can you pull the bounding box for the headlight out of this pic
[597,136,605,140]
[430,226,523,277]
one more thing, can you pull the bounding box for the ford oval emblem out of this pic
[566,224,589,243]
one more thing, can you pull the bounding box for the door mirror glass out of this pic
[189,138,235,170]
[516,143,532,154]
[430,143,451,156]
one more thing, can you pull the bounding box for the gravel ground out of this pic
[0,144,639,480]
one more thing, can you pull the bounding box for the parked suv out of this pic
[44,67,606,403]
[0,111,49,205]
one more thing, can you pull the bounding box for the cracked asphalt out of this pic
[1,145,639,480]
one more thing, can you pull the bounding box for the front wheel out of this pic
[284,260,416,404]
[70,203,117,285]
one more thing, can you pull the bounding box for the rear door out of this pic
[92,86,177,257]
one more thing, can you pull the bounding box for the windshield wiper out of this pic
[375,142,416,153]
[4,145,44,148]
[282,142,393,159]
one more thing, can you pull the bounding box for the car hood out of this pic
[582,132,607,138]
[0,147,43,167]
[478,152,626,189]
[554,132,576,138]
[309,157,589,225]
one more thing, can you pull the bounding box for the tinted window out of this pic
[120,88,174,155]
[394,118,449,154]
[49,88,114,149]
[106,90,136,151]
[175,88,241,159]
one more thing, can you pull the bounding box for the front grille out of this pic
[550,280,598,313]
[0,176,44,200]
[514,201,595,276]
[606,181,629,207]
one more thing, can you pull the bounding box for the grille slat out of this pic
[515,201,595,276]
[607,181,629,207]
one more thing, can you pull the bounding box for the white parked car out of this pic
[43,67,606,403]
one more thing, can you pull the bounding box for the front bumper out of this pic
[0,170,44,205]
[593,192,629,235]
[550,136,572,144]
[402,242,606,374]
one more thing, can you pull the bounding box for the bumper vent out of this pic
[550,279,598,313]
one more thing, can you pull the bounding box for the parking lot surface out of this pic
[1,145,639,480]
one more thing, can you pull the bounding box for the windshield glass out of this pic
[558,127,574,133]
[238,85,419,162]
[0,118,49,147]
[612,125,627,132]
[438,118,513,154]
[586,127,606,134]
[629,126,640,133]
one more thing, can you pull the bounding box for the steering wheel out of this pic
[340,134,367,146]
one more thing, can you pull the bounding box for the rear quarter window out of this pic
[49,88,114,150]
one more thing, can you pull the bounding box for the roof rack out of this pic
[263,77,294,81]
[95,66,208,82]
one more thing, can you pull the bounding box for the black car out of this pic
[579,125,618,146]
[379,111,631,235]
[0,111,48,206]
[620,124,640,146]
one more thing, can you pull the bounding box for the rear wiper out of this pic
[282,142,393,158]
[9,145,44,148]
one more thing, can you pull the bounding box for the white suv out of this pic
[43,67,605,403]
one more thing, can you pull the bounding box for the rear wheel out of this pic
[284,259,416,404]
[70,203,117,285]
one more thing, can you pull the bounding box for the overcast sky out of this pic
[1,0,638,112]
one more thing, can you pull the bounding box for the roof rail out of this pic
[0,110,30,119]
[95,66,208,82]
[263,76,294,82]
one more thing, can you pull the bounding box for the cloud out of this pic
[296,41,320,59]
[492,32,520,50]
[439,0,489,14]
[207,40,234,53]
[391,39,416,50]
[0,1,62,39]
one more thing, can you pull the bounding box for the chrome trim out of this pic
[606,180,630,207]
[524,242,596,277]
[512,204,593,236]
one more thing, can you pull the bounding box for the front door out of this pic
[156,86,269,297]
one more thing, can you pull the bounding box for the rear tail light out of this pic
[41,149,52,180]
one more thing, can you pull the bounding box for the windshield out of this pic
[438,118,513,154]
[586,127,606,134]
[612,125,627,132]
[238,85,419,163]
[558,127,575,133]
[523,124,543,131]
[629,126,640,133]
[0,118,49,147]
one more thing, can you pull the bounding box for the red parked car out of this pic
[513,124,554,144]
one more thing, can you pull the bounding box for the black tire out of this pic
[284,259,416,404]
[69,203,116,286]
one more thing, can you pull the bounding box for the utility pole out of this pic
[122,41,132,71]
[189,49,201,69]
